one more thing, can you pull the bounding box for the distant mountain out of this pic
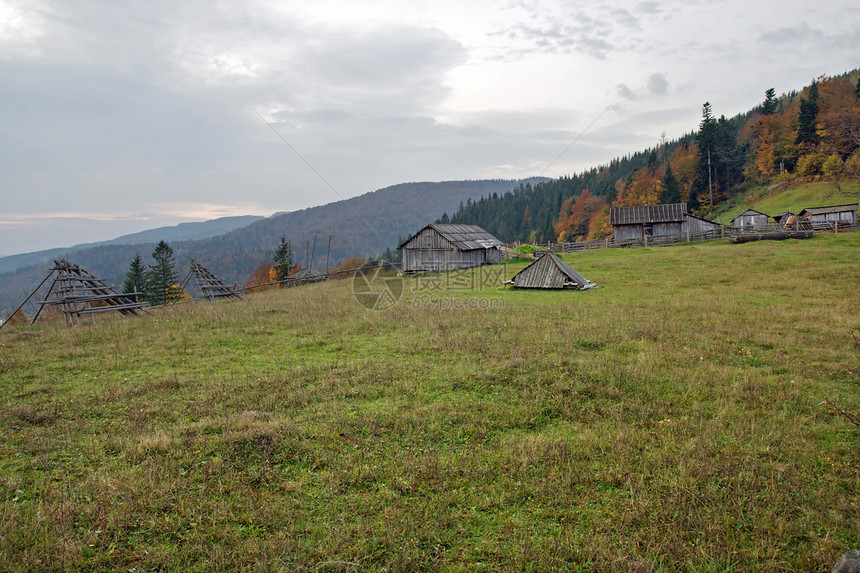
[0,215,263,275]
[0,179,546,314]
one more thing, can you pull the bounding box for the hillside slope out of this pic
[715,180,860,222]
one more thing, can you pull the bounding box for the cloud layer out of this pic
[1,0,858,255]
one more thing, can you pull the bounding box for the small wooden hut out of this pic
[505,252,595,290]
[399,224,503,273]
[731,209,769,230]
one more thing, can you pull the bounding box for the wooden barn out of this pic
[609,203,720,243]
[732,208,769,230]
[399,224,503,272]
[505,252,595,290]
[798,204,858,227]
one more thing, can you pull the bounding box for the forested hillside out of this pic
[446,71,860,243]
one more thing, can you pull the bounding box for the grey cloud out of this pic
[616,84,637,100]
[634,2,663,15]
[610,8,640,29]
[759,23,824,44]
[499,19,617,59]
[647,72,668,95]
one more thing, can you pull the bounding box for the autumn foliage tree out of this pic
[552,189,607,242]
[334,256,368,279]
[613,167,660,207]
[244,262,275,293]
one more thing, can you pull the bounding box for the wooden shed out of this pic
[798,204,858,227]
[609,203,719,243]
[610,203,687,242]
[505,252,595,290]
[398,224,503,273]
[732,208,769,230]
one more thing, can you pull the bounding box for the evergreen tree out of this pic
[692,102,717,209]
[659,165,682,204]
[761,88,777,115]
[122,254,146,297]
[855,77,860,99]
[272,236,294,283]
[145,240,178,306]
[795,80,820,146]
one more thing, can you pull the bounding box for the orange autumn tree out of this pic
[817,77,860,160]
[614,166,660,207]
[552,189,606,242]
[245,262,274,293]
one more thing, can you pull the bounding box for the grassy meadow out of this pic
[1,232,859,571]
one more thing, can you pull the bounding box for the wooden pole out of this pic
[310,235,317,272]
[0,269,54,330]
[325,235,332,275]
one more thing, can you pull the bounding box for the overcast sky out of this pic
[1,0,858,257]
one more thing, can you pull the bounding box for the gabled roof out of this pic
[733,208,769,219]
[505,252,595,290]
[798,204,858,216]
[291,267,327,281]
[399,224,503,251]
[686,213,720,226]
[610,203,687,225]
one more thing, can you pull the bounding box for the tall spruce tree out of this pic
[692,102,717,211]
[659,165,682,204]
[795,80,820,147]
[273,236,294,283]
[122,254,146,298]
[145,240,178,306]
[761,88,777,115]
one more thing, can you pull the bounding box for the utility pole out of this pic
[708,147,713,219]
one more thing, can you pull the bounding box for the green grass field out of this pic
[1,232,859,571]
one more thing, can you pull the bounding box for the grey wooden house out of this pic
[731,208,769,230]
[505,252,595,290]
[399,224,503,272]
[609,203,719,243]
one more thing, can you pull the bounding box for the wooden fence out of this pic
[536,219,857,254]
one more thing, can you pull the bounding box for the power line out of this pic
[540,106,612,177]
[253,110,384,243]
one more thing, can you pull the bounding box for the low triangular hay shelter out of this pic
[505,252,596,290]
[186,259,243,302]
[1,259,151,329]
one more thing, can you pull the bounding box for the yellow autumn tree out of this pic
[614,167,660,207]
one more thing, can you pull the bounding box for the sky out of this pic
[1,0,858,257]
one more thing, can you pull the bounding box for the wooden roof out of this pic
[505,252,593,290]
[798,204,858,216]
[399,224,503,251]
[610,203,687,225]
[733,208,769,219]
